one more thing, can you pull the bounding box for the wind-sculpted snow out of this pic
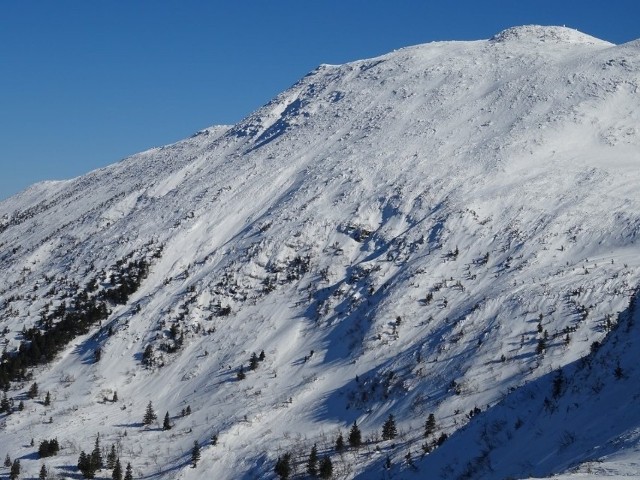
[0,26,639,479]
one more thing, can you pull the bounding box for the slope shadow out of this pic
[354,289,640,479]
[56,465,85,479]
[246,98,303,153]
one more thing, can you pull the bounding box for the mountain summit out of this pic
[1,27,639,479]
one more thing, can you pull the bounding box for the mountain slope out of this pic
[1,25,640,479]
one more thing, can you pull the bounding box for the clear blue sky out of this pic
[1,1,638,200]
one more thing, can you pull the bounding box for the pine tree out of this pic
[615,363,624,379]
[10,459,20,480]
[78,451,94,478]
[335,432,345,453]
[274,452,291,480]
[0,392,10,413]
[424,413,436,438]
[124,463,133,480]
[307,444,318,476]
[28,382,38,399]
[163,411,171,430]
[382,414,397,440]
[4,453,11,467]
[107,444,117,469]
[318,456,333,479]
[348,421,362,448]
[237,365,246,380]
[91,435,103,471]
[258,350,265,361]
[536,336,546,355]
[191,440,201,468]
[143,401,157,425]
[112,458,123,480]
[552,370,565,398]
[44,391,51,406]
[39,464,48,480]
[142,345,153,366]
[112,391,118,402]
[249,352,259,370]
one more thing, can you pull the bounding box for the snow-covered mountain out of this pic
[1,25,640,479]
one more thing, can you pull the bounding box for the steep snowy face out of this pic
[1,27,640,480]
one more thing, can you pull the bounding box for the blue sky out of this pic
[1,1,638,200]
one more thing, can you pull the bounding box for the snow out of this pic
[1,25,640,479]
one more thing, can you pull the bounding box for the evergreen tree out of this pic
[124,463,133,480]
[112,458,123,480]
[348,421,362,448]
[141,345,153,366]
[163,411,171,430]
[44,391,51,406]
[237,365,246,380]
[552,370,565,398]
[107,444,118,469]
[4,453,11,467]
[39,464,48,480]
[78,451,91,478]
[335,432,345,453]
[307,444,318,476]
[318,456,333,479]
[91,435,103,471]
[615,363,624,380]
[382,414,397,440]
[38,439,60,458]
[0,392,10,413]
[274,452,291,480]
[249,352,259,370]
[143,401,157,425]
[10,459,20,480]
[28,382,38,399]
[258,350,265,361]
[112,391,118,402]
[536,337,546,355]
[191,440,201,468]
[424,413,436,438]
[405,450,415,469]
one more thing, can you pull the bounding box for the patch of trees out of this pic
[99,258,149,305]
[0,255,151,389]
[77,435,104,479]
[38,438,60,457]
